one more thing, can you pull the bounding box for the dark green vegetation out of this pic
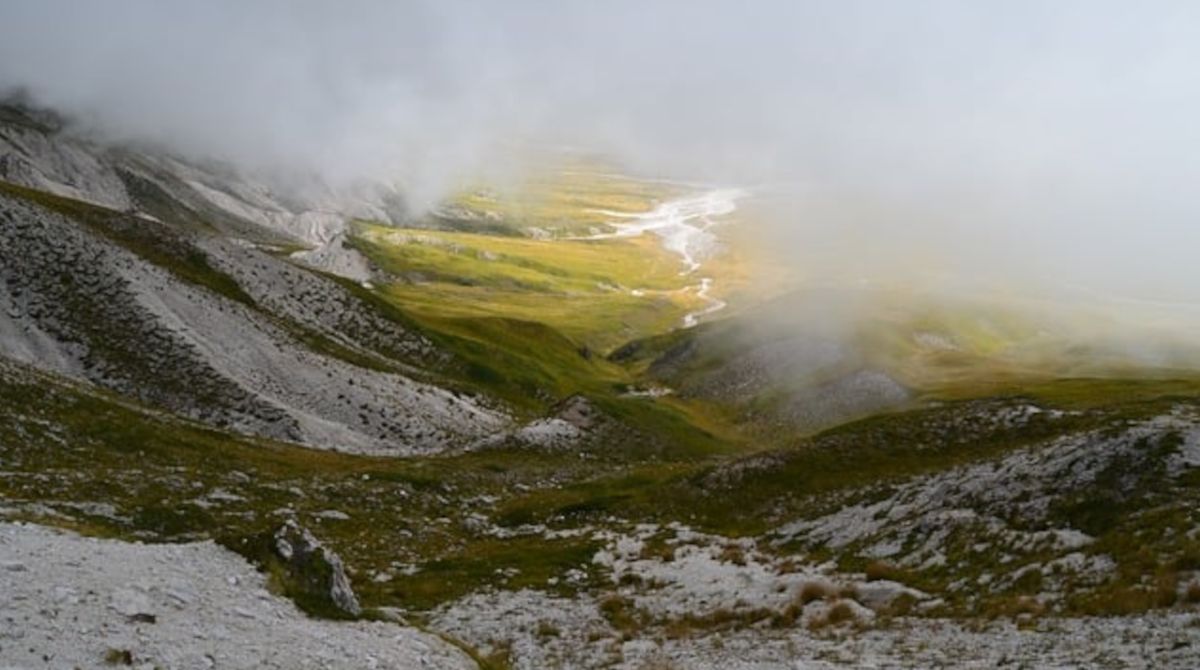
[486,379,1199,531]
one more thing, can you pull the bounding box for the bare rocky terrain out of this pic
[429,521,1200,669]
[0,522,474,670]
[435,587,1200,669]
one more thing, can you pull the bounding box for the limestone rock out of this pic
[272,520,361,616]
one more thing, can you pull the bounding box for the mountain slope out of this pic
[0,100,741,459]
[0,183,512,454]
[614,286,1200,439]
[0,101,407,247]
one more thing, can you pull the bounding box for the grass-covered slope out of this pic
[6,352,1200,630]
[479,378,1200,619]
[1,176,744,460]
[423,159,687,237]
[350,223,707,353]
[613,285,1200,440]
[0,353,722,615]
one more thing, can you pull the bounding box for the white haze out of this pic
[3,1,1200,304]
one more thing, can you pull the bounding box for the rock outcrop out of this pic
[272,520,361,617]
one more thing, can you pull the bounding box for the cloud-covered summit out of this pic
[3,1,1200,300]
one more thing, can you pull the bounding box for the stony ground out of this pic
[433,585,1200,669]
[424,522,1200,669]
[616,614,1200,669]
[4,518,1199,669]
[0,522,474,670]
[434,534,1200,669]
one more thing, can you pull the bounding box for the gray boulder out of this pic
[272,520,361,617]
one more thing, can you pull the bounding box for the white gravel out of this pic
[431,524,1200,669]
[0,522,474,670]
[434,583,1200,669]
[619,614,1200,669]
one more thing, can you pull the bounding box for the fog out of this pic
[3,1,1200,304]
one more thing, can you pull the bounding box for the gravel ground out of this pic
[431,524,1200,669]
[435,585,1200,669]
[625,615,1200,669]
[0,522,474,670]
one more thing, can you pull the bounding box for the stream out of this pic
[579,188,745,328]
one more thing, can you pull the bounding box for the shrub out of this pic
[600,595,643,633]
[826,601,858,625]
[808,600,858,630]
[798,581,833,605]
[103,649,133,666]
[1185,582,1200,604]
[776,558,801,574]
[718,544,747,566]
[1155,572,1180,608]
[864,560,897,582]
[639,538,676,563]
[885,592,918,616]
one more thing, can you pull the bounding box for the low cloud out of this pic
[3,1,1200,302]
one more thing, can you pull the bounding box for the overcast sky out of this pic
[3,1,1200,302]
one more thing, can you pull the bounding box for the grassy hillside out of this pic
[2,168,746,425]
[610,284,1200,440]
[7,355,1200,625]
[425,159,688,236]
[0,351,725,615]
[351,223,709,353]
